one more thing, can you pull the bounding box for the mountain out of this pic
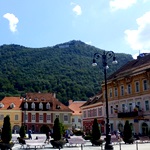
[0,40,133,104]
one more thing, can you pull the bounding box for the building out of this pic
[22,92,73,133]
[80,92,105,134]
[0,97,22,133]
[101,53,150,135]
[68,100,86,130]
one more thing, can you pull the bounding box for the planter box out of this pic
[0,142,14,150]
[50,140,66,149]
[90,139,104,146]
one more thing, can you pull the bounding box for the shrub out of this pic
[19,125,26,138]
[1,115,12,143]
[53,118,61,141]
[92,118,101,141]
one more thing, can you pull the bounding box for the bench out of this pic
[24,140,45,149]
[68,137,86,147]
[138,136,150,143]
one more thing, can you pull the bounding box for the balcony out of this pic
[118,111,138,118]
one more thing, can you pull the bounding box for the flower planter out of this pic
[50,139,66,149]
[0,142,14,150]
[90,139,104,146]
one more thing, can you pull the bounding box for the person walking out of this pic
[28,129,32,139]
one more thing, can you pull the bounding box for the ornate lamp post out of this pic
[92,50,117,150]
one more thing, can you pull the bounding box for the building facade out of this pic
[102,53,150,135]
[0,97,22,133]
[80,93,105,134]
[22,92,73,133]
[68,100,85,130]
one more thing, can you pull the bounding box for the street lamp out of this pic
[92,50,117,150]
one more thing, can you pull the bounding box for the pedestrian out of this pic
[44,128,50,144]
[28,129,32,139]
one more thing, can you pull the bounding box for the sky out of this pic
[0,0,150,58]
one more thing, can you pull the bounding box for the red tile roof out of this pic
[69,101,86,115]
[24,92,73,112]
[0,97,22,110]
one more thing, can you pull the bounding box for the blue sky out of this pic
[0,0,150,58]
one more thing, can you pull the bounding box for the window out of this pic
[24,102,28,109]
[64,115,68,122]
[39,114,43,121]
[0,115,4,120]
[110,106,113,114]
[47,114,51,121]
[88,110,90,117]
[98,107,102,116]
[143,80,148,91]
[120,85,124,96]
[31,102,35,109]
[46,103,50,109]
[135,81,140,92]
[127,84,132,94]
[83,111,86,118]
[136,102,141,110]
[72,118,75,122]
[114,87,118,97]
[39,102,43,110]
[56,114,59,119]
[32,114,35,120]
[78,118,81,122]
[93,109,97,116]
[15,115,18,120]
[109,88,112,97]
[122,104,125,112]
[129,103,132,112]
[145,101,149,111]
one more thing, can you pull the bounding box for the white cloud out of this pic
[3,13,19,32]
[72,5,82,15]
[110,0,137,11]
[124,11,150,53]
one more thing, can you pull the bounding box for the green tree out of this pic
[53,118,61,141]
[123,120,133,143]
[92,118,101,140]
[19,125,26,138]
[1,115,12,143]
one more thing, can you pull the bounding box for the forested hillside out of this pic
[0,40,133,104]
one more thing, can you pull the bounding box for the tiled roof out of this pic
[23,92,73,112]
[0,97,22,110]
[68,101,86,115]
[108,53,150,80]
[81,91,103,107]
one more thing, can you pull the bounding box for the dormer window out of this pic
[10,103,15,108]
[34,98,38,101]
[31,102,35,109]
[0,103,4,108]
[56,105,61,109]
[39,102,43,110]
[41,98,45,101]
[24,102,28,109]
[46,103,50,110]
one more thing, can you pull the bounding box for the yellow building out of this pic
[102,53,150,135]
[0,97,22,133]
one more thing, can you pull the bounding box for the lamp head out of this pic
[92,59,97,66]
[112,56,118,64]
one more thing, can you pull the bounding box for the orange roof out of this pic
[69,101,86,115]
[0,97,22,110]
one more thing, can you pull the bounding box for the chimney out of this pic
[69,100,73,105]
[53,93,56,98]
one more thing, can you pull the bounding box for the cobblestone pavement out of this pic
[12,134,150,150]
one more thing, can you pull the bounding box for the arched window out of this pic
[39,102,43,110]
[46,103,50,110]
[10,103,15,108]
[24,102,28,109]
[31,102,35,109]
[0,103,4,108]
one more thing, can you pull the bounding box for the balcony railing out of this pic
[118,111,138,118]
